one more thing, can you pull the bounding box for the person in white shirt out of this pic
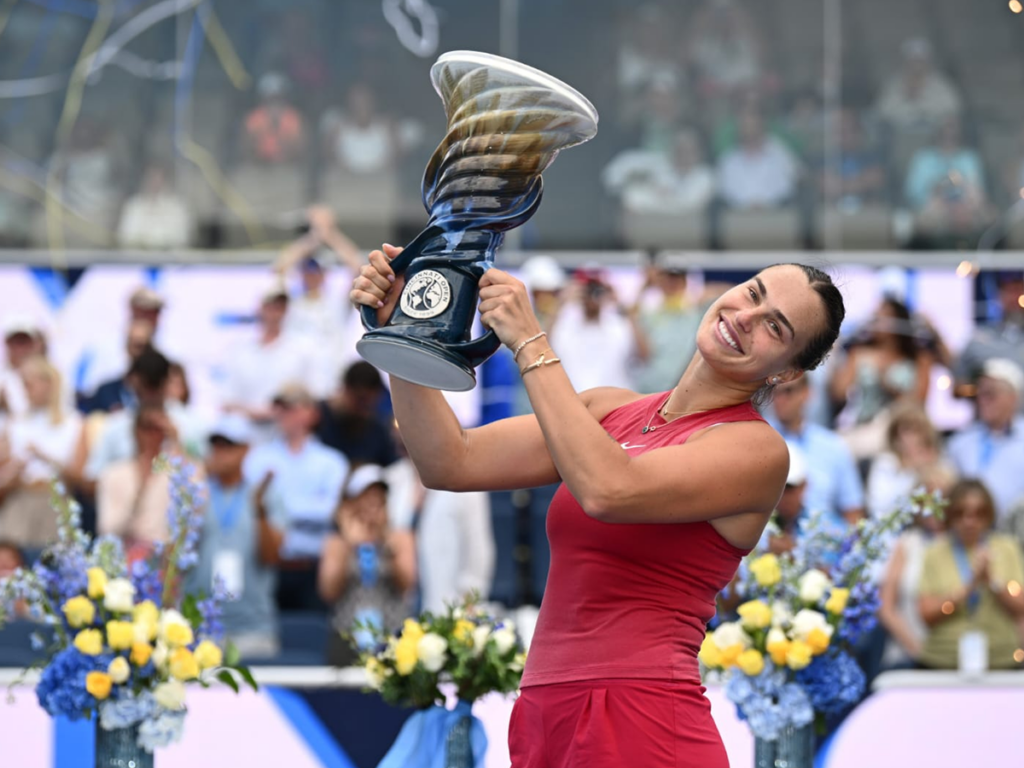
[549,269,640,392]
[0,316,46,424]
[603,128,716,216]
[717,106,800,209]
[875,37,961,134]
[116,164,192,249]
[222,286,328,442]
[0,356,84,547]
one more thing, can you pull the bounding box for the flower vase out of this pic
[95,723,154,768]
[444,713,473,768]
[754,723,814,768]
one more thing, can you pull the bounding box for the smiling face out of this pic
[695,265,828,386]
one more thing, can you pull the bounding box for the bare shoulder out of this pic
[689,419,790,480]
[580,387,648,422]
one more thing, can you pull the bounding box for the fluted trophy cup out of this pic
[356,50,599,391]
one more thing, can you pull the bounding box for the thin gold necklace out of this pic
[641,391,702,434]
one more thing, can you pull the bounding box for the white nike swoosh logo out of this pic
[620,442,646,450]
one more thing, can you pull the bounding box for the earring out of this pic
[769,376,781,385]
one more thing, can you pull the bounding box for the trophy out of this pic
[356,50,599,391]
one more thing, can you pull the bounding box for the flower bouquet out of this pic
[699,489,944,766]
[0,458,256,764]
[355,595,526,768]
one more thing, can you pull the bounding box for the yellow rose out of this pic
[807,627,831,655]
[719,643,745,668]
[74,629,103,656]
[130,642,153,667]
[737,649,765,676]
[169,648,200,681]
[62,596,96,629]
[107,656,131,684]
[133,601,160,642]
[87,568,108,600]
[766,628,790,666]
[785,640,813,670]
[105,621,134,651]
[825,588,850,616]
[737,600,773,630]
[85,671,112,700]
[401,619,425,644]
[453,619,475,645]
[698,634,723,669]
[394,636,419,676]
[164,622,194,649]
[749,554,782,587]
[193,640,223,670]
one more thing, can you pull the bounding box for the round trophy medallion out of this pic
[400,270,452,319]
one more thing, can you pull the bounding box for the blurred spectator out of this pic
[0,316,45,422]
[316,362,396,468]
[762,441,810,556]
[687,0,772,100]
[96,405,183,560]
[918,479,1024,669]
[321,83,406,175]
[386,430,495,614]
[782,89,826,165]
[830,297,932,460]
[631,257,707,394]
[519,255,567,336]
[878,485,946,669]
[243,73,306,166]
[222,285,326,441]
[320,464,415,666]
[0,357,84,547]
[954,271,1024,396]
[875,37,962,134]
[268,9,330,109]
[905,117,992,239]
[630,79,688,158]
[116,164,191,250]
[243,383,348,612]
[188,415,284,660]
[768,376,865,526]
[84,348,206,488]
[550,268,639,392]
[867,405,955,518]
[80,319,155,414]
[947,358,1024,521]
[602,128,716,216]
[615,5,688,128]
[0,540,23,578]
[49,118,123,232]
[166,361,190,407]
[717,105,800,209]
[820,108,886,208]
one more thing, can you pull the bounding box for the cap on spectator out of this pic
[344,464,389,499]
[272,381,315,408]
[3,314,40,339]
[653,252,690,276]
[980,358,1024,396]
[785,441,808,487]
[208,414,253,446]
[573,265,609,287]
[129,287,165,311]
[901,37,932,61]
[301,253,332,272]
[521,255,566,292]
[261,282,289,305]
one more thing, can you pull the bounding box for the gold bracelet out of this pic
[520,350,561,376]
[512,331,547,362]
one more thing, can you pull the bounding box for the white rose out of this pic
[107,656,131,684]
[712,621,752,650]
[103,578,136,613]
[153,680,186,711]
[158,610,193,645]
[492,627,517,656]
[416,633,449,673]
[798,569,832,604]
[770,601,792,628]
[766,627,788,647]
[152,641,169,671]
[471,626,491,656]
[790,609,834,643]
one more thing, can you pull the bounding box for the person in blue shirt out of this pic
[188,414,286,659]
[243,382,349,612]
[947,358,1024,522]
[768,376,865,527]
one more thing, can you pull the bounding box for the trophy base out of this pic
[356,334,478,392]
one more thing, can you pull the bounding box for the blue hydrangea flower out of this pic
[99,691,158,730]
[138,711,186,752]
[36,648,113,720]
[795,650,866,716]
[726,661,814,741]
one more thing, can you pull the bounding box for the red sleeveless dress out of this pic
[508,393,764,768]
